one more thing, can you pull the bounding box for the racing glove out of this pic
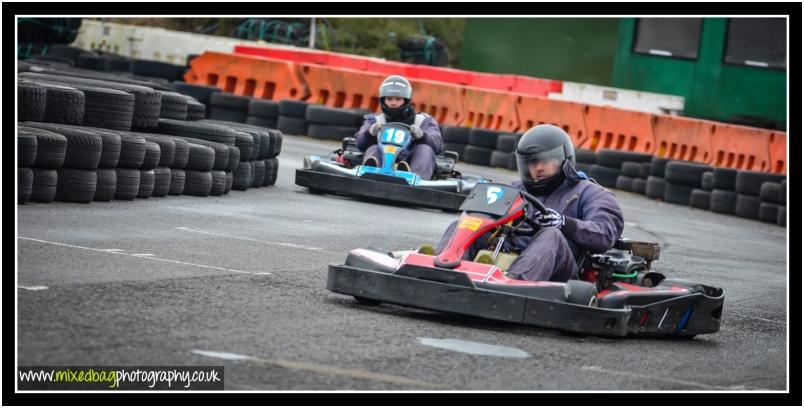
[368,121,383,137]
[409,124,424,139]
[535,208,565,229]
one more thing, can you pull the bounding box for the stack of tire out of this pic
[247,99,279,129]
[689,171,715,210]
[441,125,470,161]
[589,149,652,189]
[208,93,252,123]
[574,149,597,177]
[491,133,519,170]
[733,171,786,222]
[757,180,785,226]
[662,161,713,206]
[464,128,499,167]
[173,82,223,117]
[201,119,284,189]
[305,105,367,141]
[18,126,66,204]
[277,100,309,136]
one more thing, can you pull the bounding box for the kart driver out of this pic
[432,124,625,282]
[354,75,444,180]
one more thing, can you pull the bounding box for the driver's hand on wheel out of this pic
[535,208,565,229]
[410,124,424,139]
[368,121,383,137]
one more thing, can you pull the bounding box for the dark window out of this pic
[633,18,703,60]
[724,18,786,69]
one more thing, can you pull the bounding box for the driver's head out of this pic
[515,124,575,196]
[379,75,414,122]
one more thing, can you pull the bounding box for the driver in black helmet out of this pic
[433,124,625,282]
[355,75,443,180]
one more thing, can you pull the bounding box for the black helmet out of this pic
[379,75,415,123]
[515,124,575,195]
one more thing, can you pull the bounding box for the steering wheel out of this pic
[384,122,411,130]
[508,190,548,236]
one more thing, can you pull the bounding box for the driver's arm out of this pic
[417,117,444,154]
[354,118,377,152]
[561,187,624,253]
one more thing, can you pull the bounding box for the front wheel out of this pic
[567,280,598,307]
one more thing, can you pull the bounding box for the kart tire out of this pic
[151,167,172,197]
[114,168,140,200]
[575,148,596,165]
[710,189,737,214]
[169,169,186,195]
[172,82,222,107]
[186,100,206,121]
[759,182,782,204]
[632,178,647,195]
[496,134,518,153]
[689,189,712,210]
[664,161,713,188]
[209,107,247,123]
[277,116,307,136]
[758,202,779,224]
[158,91,189,120]
[248,99,279,119]
[735,194,761,220]
[566,280,598,307]
[664,182,694,205]
[31,168,58,203]
[209,170,227,196]
[251,160,266,188]
[18,82,47,122]
[308,123,357,141]
[735,170,786,196]
[589,165,620,188]
[596,149,653,168]
[156,118,237,146]
[779,180,786,204]
[777,206,786,227]
[93,168,117,202]
[463,145,493,166]
[490,150,512,169]
[184,170,213,197]
[278,100,309,118]
[246,116,277,129]
[443,143,467,161]
[137,170,155,198]
[140,141,161,171]
[615,175,634,192]
[649,157,669,178]
[468,128,500,149]
[22,122,103,170]
[442,125,470,144]
[712,167,738,190]
[621,161,645,178]
[18,131,38,168]
[306,105,361,127]
[233,161,253,191]
[646,176,666,199]
[354,296,382,306]
[18,168,33,204]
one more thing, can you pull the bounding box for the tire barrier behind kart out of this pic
[20,126,66,169]
[209,170,227,196]
[278,116,308,136]
[758,202,780,224]
[689,189,712,210]
[18,168,33,204]
[173,82,222,110]
[308,123,356,141]
[141,135,175,168]
[645,176,666,200]
[23,122,102,170]
[496,134,518,153]
[169,169,186,195]
[632,178,647,195]
[183,142,216,172]
[777,207,786,227]
[93,168,117,202]
[248,99,279,119]
[306,105,363,128]
[463,145,493,167]
[468,128,500,149]
[615,175,635,192]
[158,91,189,121]
[712,167,738,190]
[649,157,669,178]
[734,170,786,196]
[18,82,47,122]
[131,59,186,81]
[278,100,309,118]
[246,116,277,129]
[233,161,253,190]
[114,167,140,200]
[443,143,467,161]
[664,182,694,206]
[263,158,278,186]
[779,180,786,204]
[137,169,155,199]
[759,182,782,204]
[70,126,121,169]
[621,162,647,179]
[224,171,234,194]
[26,82,85,125]
[442,126,470,144]
[184,170,213,197]
[31,168,58,203]
[574,162,593,176]
[18,131,38,168]
[701,172,714,192]
[735,194,762,220]
[200,120,282,159]
[151,167,172,197]
[489,150,511,169]
[710,189,738,215]
[140,141,161,171]
[596,149,653,169]
[575,148,596,165]
[588,164,620,188]
[664,161,713,188]
[250,161,266,188]
[186,100,206,121]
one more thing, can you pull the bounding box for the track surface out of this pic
[17,135,788,391]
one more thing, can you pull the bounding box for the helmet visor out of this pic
[516,145,565,181]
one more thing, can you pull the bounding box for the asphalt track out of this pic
[17,135,788,391]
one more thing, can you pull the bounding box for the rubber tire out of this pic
[177,137,229,170]
[183,170,213,197]
[777,206,786,227]
[245,116,277,129]
[596,149,653,168]
[226,146,241,172]
[442,126,470,144]
[141,135,176,168]
[710,189,738,215]
[621,162,644,178]
[93,168,116,202]
[645,176,666,200]
[615,175,635,192]
[266,130,283,159]
[151,167,172,197]
[277,116,307,136]
[759,182,782,204]
[468,128,500,149]
[156,118,237,146]
[566,280,598,306]
[18,131,38,167]
[224,171,233,194]
[443,143,467,161]
[735,194,762,220]
[649,157,669,178]
[114,168,140,200]
[169,169,186,195]
[233,161,253,191]
[173,82,221,106]
[186,100,206,121]
[116,133,147,169]
[589,165,620,188]
[632,178,647,195]
[278,100,309,118]
[72,126,121,169]
[758,202,779,224]
[249,160,265,188]
[664,182,694,205]
[158,91,189,120]
[712,167,738,190]
[184,142,216,172]
[210,92,251,111]
[31,168,58,203]
[209,170,227,196]
[130,59,186,81]
[735,170,786,196]
[664,161,713,188]
[22,122,102,170]
[574,162,592,176]
[701,171,714,191]
[463,145,493,166]
[308,123,357,141]
[18,168,33,204]
[209,107,248,123]
[18,82,47,122]
[689,189,712,209]
[305,105,361,127]
[140,141,161,171]
[489,150,511,169]
[779,180,786,205]
[31,82,85,125]
[496,134,518,153]
[20,126,67,169]
[263,158,278,186]
[575,149,596,165]
[137,170,155,198]
[248,99,279,118]
[169,137,189,170]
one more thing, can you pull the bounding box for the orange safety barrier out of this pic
[708,123,773,172]
[460,87,521,132]
[768,131,787,174]
[299,63,385,110]
[651,115,711,163]
[583,105,656,153]
[517,96,589,148]
[511,75,563,95]
[408,78,465,127]
[184,52,308,101]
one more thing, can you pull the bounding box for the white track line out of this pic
[19,286,48,291]
[728,313,786,325]
[19,237,271,276]
[175,227,340,254]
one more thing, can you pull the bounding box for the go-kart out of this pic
[327,182,724,337]
[295,122,488,212]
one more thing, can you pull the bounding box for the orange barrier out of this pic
[768,131,787,174]
[184,52,308,101]
[583,105,656,153]
[300,63,385,110]
[516,96,589,148]
[408,78,465,127]
[708,123,772,172]
[651,115,711,163]
[461,87,521,132]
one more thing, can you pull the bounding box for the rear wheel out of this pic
[567,280,598,307]
[354,296,381,306]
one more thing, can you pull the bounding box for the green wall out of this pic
[612,18,786,124]
[459,18,620,86]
